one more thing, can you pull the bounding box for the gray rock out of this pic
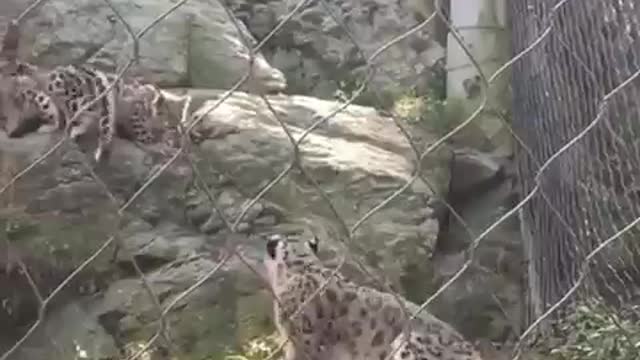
[2,300,120,360]
[186,88,452,287]
[435,155,524,341]
[2,0,286,92]
[449,148,504,197]
[230,0,445,99]
[0,131,194,318]
[117,221,210,263]
[200,212,227,234]
[90,252,270,358]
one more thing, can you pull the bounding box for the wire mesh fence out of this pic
[511,0,640,339]
[1,0,640,359]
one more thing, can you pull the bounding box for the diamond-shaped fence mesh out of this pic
[511,0,640,335]
[0,0,639,359]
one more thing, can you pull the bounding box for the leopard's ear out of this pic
[306,234,319,255]
[266,234,285,260]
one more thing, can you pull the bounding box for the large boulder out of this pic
[0,0,286,92]
[0,131,192,325]
[230,0,446,100]
[0,132,272,359]
[181,88,452,289]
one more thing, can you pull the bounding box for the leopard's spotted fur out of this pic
[263,234,484,360]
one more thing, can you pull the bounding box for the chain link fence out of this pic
[1,0,640,359]
[511,0,640,338]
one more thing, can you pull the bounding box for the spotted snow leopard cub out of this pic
[264,234,484,360]
[0,19,169,161]
[5,61,166,162]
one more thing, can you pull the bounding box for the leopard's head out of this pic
[264,233,320,292]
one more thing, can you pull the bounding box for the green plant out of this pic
[333,76,366,103]
[222,334,281,360]
[392,87,466,137]
[330,61,466,132]
[332,73,393,108]
[539,300,640,360]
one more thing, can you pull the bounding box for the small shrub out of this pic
[538,299,640,360]
[222,334,281,360]
[393,88,466,137]
[331,61,466,136]
[332,74,397,108]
